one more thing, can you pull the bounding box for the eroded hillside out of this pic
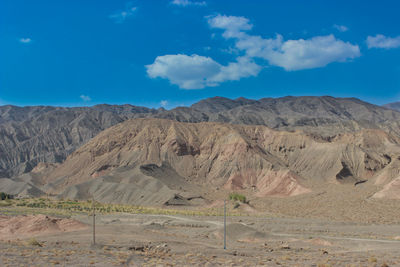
[3,118,394,207]
[2,96,400,178]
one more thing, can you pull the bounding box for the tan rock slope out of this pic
[0,215,87,240]
[30,118,400,205]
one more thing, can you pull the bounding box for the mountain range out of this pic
[2,96,400,208]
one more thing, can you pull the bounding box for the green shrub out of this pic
[0,192,12,200]
[229,192,246,203]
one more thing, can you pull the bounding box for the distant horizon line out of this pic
[0,95,395,109]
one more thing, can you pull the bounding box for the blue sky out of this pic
[1,0,400,108]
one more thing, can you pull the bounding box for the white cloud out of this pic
[220,46,240,55]
[171,0,206,6]
[208,14,360,71]
[212,56,261,83]
[146,14,360,90]
[237,34,360,71]
[146,54,261,89]
[207,15,252,38]
[146,54,220,89]
[160,100,168,107]
[333,24,349,32]
[19,38,32,44]
[80,95,91,102]
[109,6,137,23]
[367,34,400,49]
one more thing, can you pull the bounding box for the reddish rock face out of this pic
[0,215,87,240]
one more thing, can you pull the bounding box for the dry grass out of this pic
[368,257,377,263]
[2,198,247,217]
[26,238,42,247]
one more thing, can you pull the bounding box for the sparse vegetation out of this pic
[368,257,377,263]
[0,197,247,217]
[229,192,246,203]
[0,200,12,207]
[27,238,42,247]
[0,192,12,200]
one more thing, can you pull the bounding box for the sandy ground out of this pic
[1,212,400,266]
[0,214,87,240]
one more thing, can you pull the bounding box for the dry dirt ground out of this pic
[1,212,400,266]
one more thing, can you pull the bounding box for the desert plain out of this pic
[1,190,400,267]
[3,97,400,266]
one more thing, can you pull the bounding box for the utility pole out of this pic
[92,196,96,246]
[224,199,226,250]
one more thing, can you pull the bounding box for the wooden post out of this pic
[224,199,226,250]
[92,196,96,246]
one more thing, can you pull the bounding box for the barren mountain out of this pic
[383,101,400,112]
[6,118,397,205]
[2,96,400,179]
[189,96,400,135]
[0,104,156,177]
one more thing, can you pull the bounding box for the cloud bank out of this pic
[147,14,362,89]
